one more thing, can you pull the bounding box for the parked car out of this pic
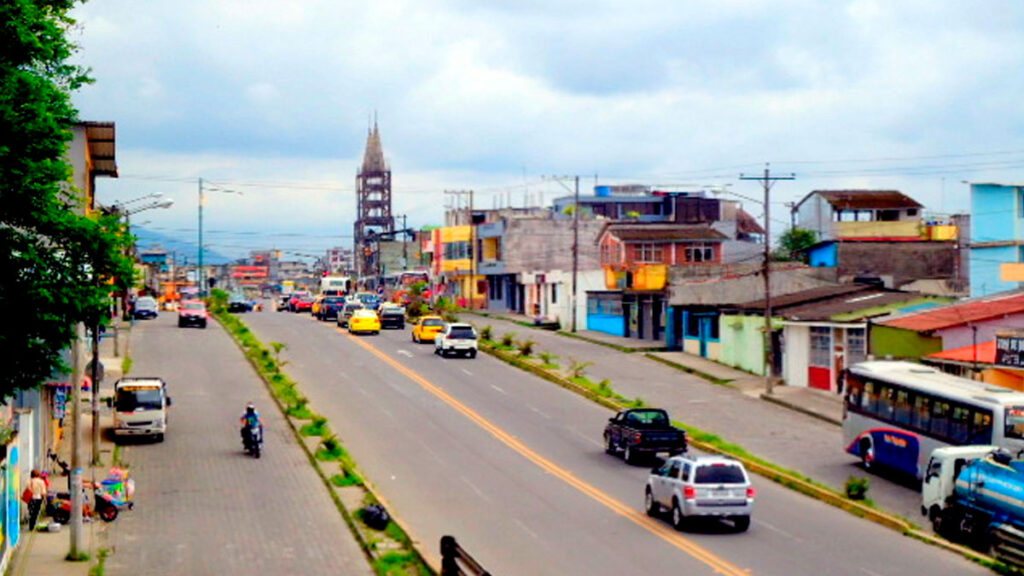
[434,323,478,358]
[133,296,159,320]
[177,300,208,328]
[645,454,755,532]
[287,291,311,312]
[348,309,381,335]
[411,316,445,343]
[337,302,364,328]
[604,408,688,464]
[316,296,346,321]
[379,304,406,329]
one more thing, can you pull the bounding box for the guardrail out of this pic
[440,535,491,576]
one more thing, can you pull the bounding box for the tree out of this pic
[773,227,818,263]
[0,0,134,395]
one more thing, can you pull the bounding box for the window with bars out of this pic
[846,328,867,365]
[810,326,831,367]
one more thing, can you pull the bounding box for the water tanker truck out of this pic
[923,445,1024,563]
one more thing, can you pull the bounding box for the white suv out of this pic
[645,454,754,532]
[434,323,478,358]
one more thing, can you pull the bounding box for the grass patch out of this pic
[66,552,90,562]
[373,551,431,576]
[286,403,315,420]
[121,356,133,375]
[316,435,346,461]
[89,548,110,576]
[331,469,364,487]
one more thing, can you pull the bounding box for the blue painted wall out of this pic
[971,183,1024,297]
[588,314,625,336]
[808,242,838,268]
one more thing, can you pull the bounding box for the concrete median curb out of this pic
[213,311,438,575]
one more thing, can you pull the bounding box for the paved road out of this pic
[244,308,986,576]
[466,314,927,521]
[105,314,370,576]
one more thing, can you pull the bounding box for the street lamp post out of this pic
[197,179,242,297]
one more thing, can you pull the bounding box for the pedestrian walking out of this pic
[27,469,46,530]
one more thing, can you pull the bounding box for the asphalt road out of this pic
[104,314,371,576]
[242,308,987,576]
[468,314,927,521]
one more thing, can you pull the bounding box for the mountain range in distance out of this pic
[133,226,232,265]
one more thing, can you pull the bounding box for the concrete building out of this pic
[969,183,1024,297]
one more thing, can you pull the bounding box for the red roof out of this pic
[926,341,996,364]
[881,292,1024,332]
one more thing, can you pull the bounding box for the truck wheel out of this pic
[469,350,477,359]
[930,506,946,535]
[624,445,637,465]
[644,488,658,517]
[671,499,686,531]
[156,433,165,443]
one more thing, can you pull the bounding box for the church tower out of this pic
[354,120,394,277]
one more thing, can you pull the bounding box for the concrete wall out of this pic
[670,267,835,306]
[720,314,770,375]
[836,242,955,289]
[970,184,1024,297]
[783,324,811,387]
[937,313,1024,349]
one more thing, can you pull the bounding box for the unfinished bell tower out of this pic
[354,120,394,278]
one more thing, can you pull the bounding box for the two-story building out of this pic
[592,222,728,340]
[796,189,964,296]
[968,182,1024,297]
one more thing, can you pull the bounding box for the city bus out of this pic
[319,275,351,296]
[842,360,1024,479]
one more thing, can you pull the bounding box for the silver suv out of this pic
[645,454,754,532]
[434,323,478,358]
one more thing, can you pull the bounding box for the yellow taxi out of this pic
[411,315,445,343]
[310,294,326,316]
[348,309,381,335]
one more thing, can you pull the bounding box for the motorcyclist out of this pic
[239,402,263,450]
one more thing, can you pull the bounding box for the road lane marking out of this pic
[569,427,605,448]
[755,519,801,542]
[527,404,551,419]
[514,518,540,539]
[344,330,750,576]
[490,385,506,395]
[461,476,491,502]
[398,350,414,358]
[461,368,473,376]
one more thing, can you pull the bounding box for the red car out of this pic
[287,291,310,312]
[178,300,208,328]
[292,295,315,313]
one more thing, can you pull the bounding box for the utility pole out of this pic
[197,177,204,297]
[69,323,85,556]
[401,214,408,270]
[572,175,579,332]
[444,190,475,307]
[740,164,794,395]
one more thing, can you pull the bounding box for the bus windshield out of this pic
[1006,407,1024,440]
[116,387,163,412]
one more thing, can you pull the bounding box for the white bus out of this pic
[319,275,351,296]
[843,360,1024,479]
[112,377,172,442]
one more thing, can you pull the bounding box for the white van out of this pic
[111,378,172,442]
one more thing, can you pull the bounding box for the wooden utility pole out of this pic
[572,175,579,332]
[740,164,794,395]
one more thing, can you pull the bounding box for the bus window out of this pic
[911,395,932,431]
[950,405,971,444]
[931,401,951,440]
[970,410,994,444]
[878,385,896,419]
[894,390,912,426]
[862,381,879,414]
[846,377,863,410]
[1004,407,1024,440]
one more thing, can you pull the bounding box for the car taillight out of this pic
[746,486,756,499]
[683,485,696,500]
[631,431,642,443]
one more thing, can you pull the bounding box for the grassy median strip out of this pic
[209,291,432,576]
[472,327,1011,573]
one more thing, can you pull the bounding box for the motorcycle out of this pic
[242,422,263,458]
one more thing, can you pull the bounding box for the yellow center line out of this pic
[343,330,750,576]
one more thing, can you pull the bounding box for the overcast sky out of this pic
[71,0,1024,261]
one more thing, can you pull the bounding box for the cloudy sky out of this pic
[71,0,1024,261]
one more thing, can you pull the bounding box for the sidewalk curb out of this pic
[760,392,843,427]
[643,352,733,386]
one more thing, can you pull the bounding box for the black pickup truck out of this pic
[603,408,687,464]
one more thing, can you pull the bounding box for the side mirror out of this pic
[167,397,173,407]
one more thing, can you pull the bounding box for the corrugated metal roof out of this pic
[880,291,1024,332]
[733,283,925,321]
[926,341,996,363]
[734,283,869,310]
[814,189,922,209]
[600,223,727,242]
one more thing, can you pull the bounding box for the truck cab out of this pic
[922,445,999,530]
[111,377,172,442]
